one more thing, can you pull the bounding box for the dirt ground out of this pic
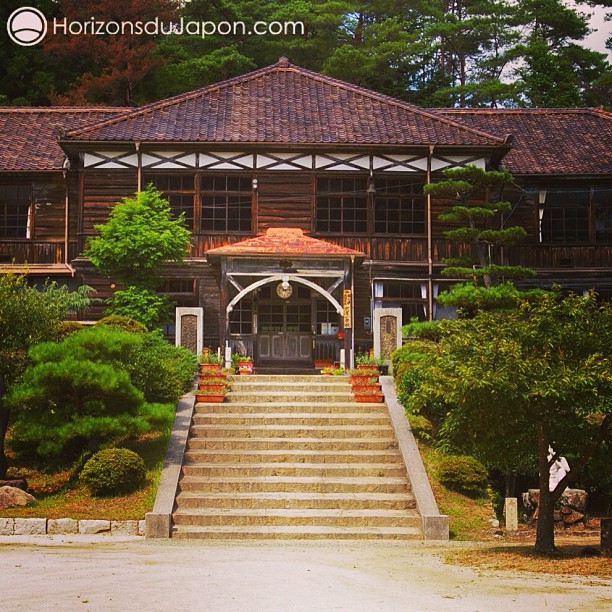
[0,536,610,611]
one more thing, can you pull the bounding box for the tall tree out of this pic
[424,165,534,312]
[45,0,178,105]
[84,186,191,328]
[409,291,612,553]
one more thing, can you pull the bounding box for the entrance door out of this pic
[257,290,312,362]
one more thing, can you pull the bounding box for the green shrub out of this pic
[57,320,85,338]
[438,455,489,497]
[79,448,146,496]
[96,315,147,334]
[108,286,173,330]
[127,330,198,403]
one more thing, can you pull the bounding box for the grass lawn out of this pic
[2,431,169,520]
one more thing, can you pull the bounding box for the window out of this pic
[316,177,367,234]
[316,299,340,335]
[201,175,252,233]
[0,184,31,239]
[594,188,612,243]
[374,281,427,322]
[539,190,589,243]
[157,278,196,307]
[374,178,425,234]
[144,174,195,229]
[229,298,253,335]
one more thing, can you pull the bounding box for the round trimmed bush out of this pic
[79,448,146,496]
[96,315,147,334]
[438,455,489,497]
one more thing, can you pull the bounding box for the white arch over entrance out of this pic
[226,274,344,316]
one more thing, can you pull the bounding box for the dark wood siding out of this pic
[81,170,138,238]
[256,173,313,233]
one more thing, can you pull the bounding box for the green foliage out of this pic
[402,290,612,549]
[5,326,190,460]
[0,274,65,386]
[85,186,191,287]
[107,286,174,330]
[79,448,146,497]
[436,281,546,316]
[438,455,489,497]
[96,315,148,334]
[127,330,198,403]
[56,321,85,339]
[401,318,443,341]
[41,281,99,317]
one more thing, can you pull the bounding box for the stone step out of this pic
[189,424,394,439]
[171,525,422,540]
[181,462,407,478]
[228,375,341,383]
[228,382,352,393]
[224,391,356,403]
[172,508,421,528]
[194,401,388,415]
[178,475,409,494]
[174,491,415,510]
[186,437,399,451]
[183,448,403,464]
[191,413,391,426]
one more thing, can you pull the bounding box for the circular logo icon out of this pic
[7,7,48,47]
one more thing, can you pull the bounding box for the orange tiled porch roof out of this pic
[206,228,365,261]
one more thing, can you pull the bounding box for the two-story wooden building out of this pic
[1,58,611,368]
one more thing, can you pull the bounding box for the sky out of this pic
[571,2,611,59]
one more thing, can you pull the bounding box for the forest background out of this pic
[1,0,610,109]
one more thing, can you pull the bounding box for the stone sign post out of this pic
[504,498,518,531]
[175,307,203,354]
[374,308,402,363]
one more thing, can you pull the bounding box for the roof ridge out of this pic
[64,58,505,145]
[64,63,282,138]
[0,106,130,112]
[284,64,507,145]
[434,107,612,118]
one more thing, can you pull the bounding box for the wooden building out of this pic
[1,58,611,368]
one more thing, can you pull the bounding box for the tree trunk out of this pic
[534,421,557,553]
[505,472,516,498]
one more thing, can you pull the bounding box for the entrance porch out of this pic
[206,228,364,370]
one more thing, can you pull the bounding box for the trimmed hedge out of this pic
[79,448,146,496]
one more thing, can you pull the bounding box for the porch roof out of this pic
[206,228,365,261]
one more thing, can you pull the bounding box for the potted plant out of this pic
[236,354,254,374]
[353,388,385,403]
[321,366,346,376]
[198,376,229,394]
[355,353,377,370]
[350,376,381,394]
[195,388,227,403]
[200,349,223,373]
[349,367,378,384]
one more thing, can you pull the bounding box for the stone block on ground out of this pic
[0,478,28,491]
[0,517,14,535]
[0,486,35,509]
[138,520,146,536]
[111,520,139,535]
[78,519,110,535]
[13,518,46,535]
[48,518,79,535]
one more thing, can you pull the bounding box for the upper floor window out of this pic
[201,175,252,233]
[0,184,32,239]
[374,178,425,235]
[539,190,589,243]
[316,177,367,234]
[143,174,195,230]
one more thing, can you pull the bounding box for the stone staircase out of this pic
[171,375,422,539]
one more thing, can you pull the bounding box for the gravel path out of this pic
[0,537,610,611]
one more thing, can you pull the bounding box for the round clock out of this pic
[276,282,293,299]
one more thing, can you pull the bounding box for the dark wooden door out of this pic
[257,300,312,361]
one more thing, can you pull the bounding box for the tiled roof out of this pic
[434,108,612,176]
[0,107,129,171]
[207,228,364,259]
[63,58,505,147]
